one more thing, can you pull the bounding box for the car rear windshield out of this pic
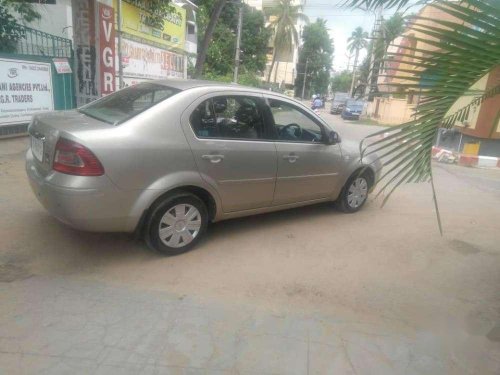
[347,101,363,110]
[333,94,348,102]
[78,83,180,125]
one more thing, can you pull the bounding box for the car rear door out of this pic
[181,92,277,213]
[263,96,343,206]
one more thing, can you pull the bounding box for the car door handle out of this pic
[283,154,299,163]
[202,154,225,163]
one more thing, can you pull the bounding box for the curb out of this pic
[432,146,500,168]
[458,154,500,168]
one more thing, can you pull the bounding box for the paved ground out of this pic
[1,113,499,374]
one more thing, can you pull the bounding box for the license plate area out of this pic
[31,136,44,162]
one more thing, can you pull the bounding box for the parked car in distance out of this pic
[341,99,365,120]
[26,80,382,256]
[330,92,349,114]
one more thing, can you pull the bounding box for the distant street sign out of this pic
[52,58,72,74]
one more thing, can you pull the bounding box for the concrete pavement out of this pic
[0,276,459,374]
[1,114,499,374]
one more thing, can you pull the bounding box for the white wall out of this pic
[247,0,263,10]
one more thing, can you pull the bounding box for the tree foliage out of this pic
[361,12,405,97]
[347,26,369,54]
[195,0,226,78]
[0,0,40,53]
[295,18,334,97]
[330,70,353,93]
[195,0,271,85]
[381,12,405,49]
[1,0,40,23]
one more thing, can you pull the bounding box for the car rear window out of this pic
[333,94,348,102]
[78,83,180,125]
[347,101,364,110]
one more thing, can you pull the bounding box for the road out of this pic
[1,113,499,374]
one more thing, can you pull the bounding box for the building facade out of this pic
[366,4,458,125]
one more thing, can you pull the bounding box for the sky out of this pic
[302,0,420,72]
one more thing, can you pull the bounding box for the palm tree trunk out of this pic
[267,50,277,83]
[350,49,360,97]
[194,0,226,78]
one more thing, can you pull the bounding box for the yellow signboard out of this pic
[115,0,186,51]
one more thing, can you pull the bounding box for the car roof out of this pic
[150,79,320,115]
[153,78,271,95]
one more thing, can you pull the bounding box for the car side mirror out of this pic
[326,130,341,145]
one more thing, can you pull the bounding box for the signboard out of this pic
[115,0,186,50]
[72,0,98,106]
[98,3,116,95]
[118,38,184,81]
[52,58,72,74]
[0,58,54,125]
[118,76,150,88]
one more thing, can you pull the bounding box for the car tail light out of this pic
[53,138,104,176]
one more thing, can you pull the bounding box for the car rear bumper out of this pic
[342,113,360,120]
[26,150,141,232]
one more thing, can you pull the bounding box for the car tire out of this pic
[336,173,370,213]
[145,193,208,256]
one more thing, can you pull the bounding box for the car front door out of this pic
[182,93,277,213]
[265,97,343,206]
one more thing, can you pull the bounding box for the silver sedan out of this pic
[26,80,381,255]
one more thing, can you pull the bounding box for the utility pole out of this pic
[364,5,383,99]
[349,54,357,97]
[117,0,124,89]
[233,1,243,83]
[301,58,309,100]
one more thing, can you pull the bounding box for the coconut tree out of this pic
[344,0,500,232]
[347,26,369,96]
[266,0,308,83]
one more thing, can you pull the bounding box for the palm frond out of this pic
[343,0,417,11]
[355,0,500,225]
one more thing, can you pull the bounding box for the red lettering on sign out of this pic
[98,3,115,95]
